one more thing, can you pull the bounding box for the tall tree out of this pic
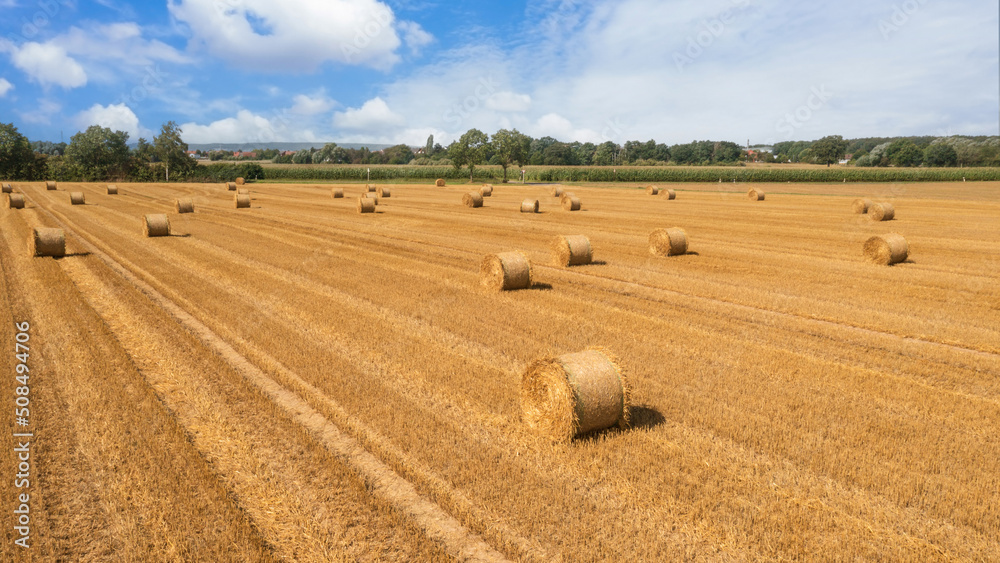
[811,135,849,167]
[154,121,195,181]
[425,134,434,156]
[449,128,490,180]
[490,129,530,182]
[0,123,36,180]
[65,125,132,181]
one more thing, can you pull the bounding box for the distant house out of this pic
[281,150,295,157]
[233,151,258,159]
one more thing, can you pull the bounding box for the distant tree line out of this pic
[775,135,1000,167]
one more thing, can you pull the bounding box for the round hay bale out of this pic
[480,184,493,197]
[864,233,909,265]
[748,187,765,201]
[364,193,380,205]
[377,186,391,198]
[646,185,659,196]
[237,188,250,195]
[561,195,581,211]
[463,191,484,208]
[235,177,245,185]
[234,194,251,208]
[45,181,56,190]
[852,198,872,214]
[331,188,344,199]
[107,185,118,195]
[226,182,237,191]
[358,197,376,213]
[552,235,593,267]
[30,228,65,258]
[175,199,194,214]
[552,186,565,197]
[480,251,532,291]
[2,183,12,193]
[143,214,171,237]
[664,188,676,200]
[70,192,85,205]
[367,184,377,193]
[520,199,539,213]
[649,227,688,257]
[435,178,446,187]
[870,202,895,222]
[7,194,25,209]
[520,348,631,442]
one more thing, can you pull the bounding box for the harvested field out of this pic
[2,180,999,561]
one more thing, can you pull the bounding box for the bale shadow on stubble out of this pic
[529,282,554,291]
[574,405,667,443]
[54,251,92,259]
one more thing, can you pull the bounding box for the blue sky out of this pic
[0,0,997,147]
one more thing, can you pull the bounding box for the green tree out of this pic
[0,123,37,180]
[154,122,195,181]
[383,144,415,165]
[810,135,849,167]
[885,139,923,167]
[592,142,619,166]
[490,129,531,182]
[923,143,958,167]
[65,125,132,181]
[424,134,434,157]
[449,128,490,180]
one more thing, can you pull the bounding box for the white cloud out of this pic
[18,99,61,125]
[180,109,324,144]
[290,93,336,116]
[333,97,405,131]
[0,78,12,97]
[485,91,532,112]
[398,20,433,54]
[529,113,602,144]
[74,103,152,139]
[10,42,87,88]
[168,0,406,71]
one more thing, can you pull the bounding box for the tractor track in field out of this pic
[19,187,521,562]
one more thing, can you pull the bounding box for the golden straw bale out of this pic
[70,192,85,205]
[870,202,895,221]
[480,252,532,291]
[367,184,377,193]
[463,191,484,208]
[864,233,909,265]
[45,181,56,190]
[377,186,391,198]
[852,198,872,214]
[364,193,380,205]
[649,227,688,257]
[106,185,118,195]
[646,185,659,196]
[480,184,493,197]
[520,348,631,442]
[552,186,565,197]
[552,235,593,267]
[1,183,11,193]
[520,199,539,213]
[30,228,65,257]
[143,214,171,237]
[235,177,245,185]
[561,195,581,211]
[227,182,237,191]
[358,197,376,213]
[175,199,194,214]
[748,187,765,201]
[7,194,25,209]
[435,178,446,187]
[234,194,251,208]
[664,188,676,200]
[331,188,344,199]
[237,188,249,195]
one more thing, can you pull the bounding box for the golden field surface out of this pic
[1,179,999,561]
